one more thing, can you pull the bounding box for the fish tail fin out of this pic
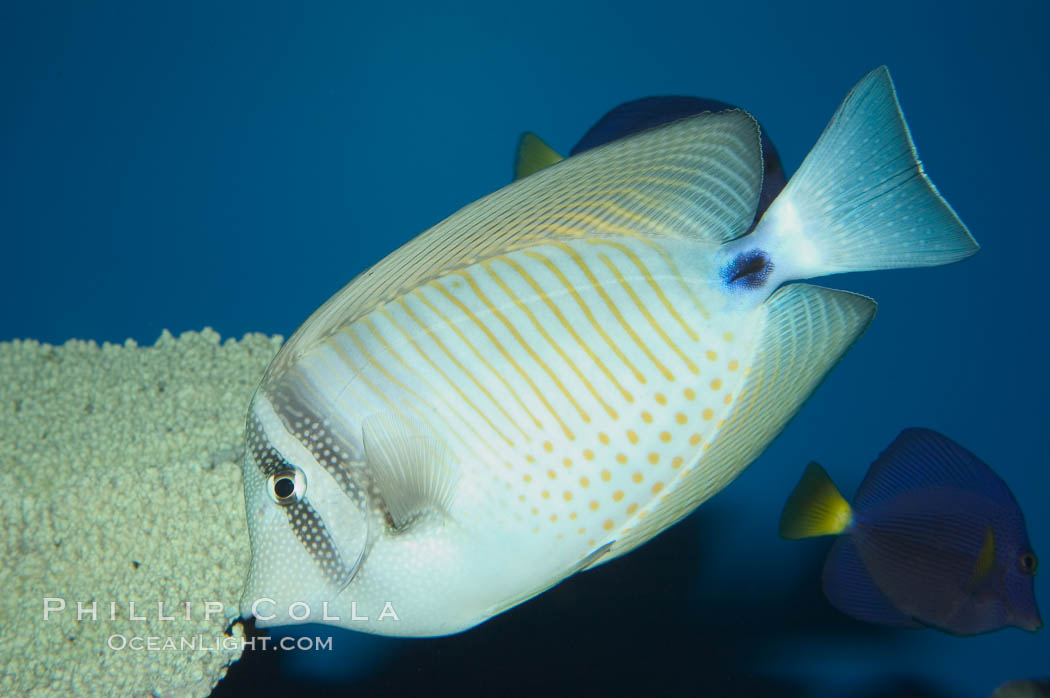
[779,462,853,539]
[754,66,978,278]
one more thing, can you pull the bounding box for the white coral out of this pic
[0,329,282,697]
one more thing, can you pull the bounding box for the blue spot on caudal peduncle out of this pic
[721,249,774,291]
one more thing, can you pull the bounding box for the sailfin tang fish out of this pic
[241,67,978,636]
[780,429,1042,635]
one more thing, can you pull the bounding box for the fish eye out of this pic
[268,468,306,506]
[1019,552,1038,575]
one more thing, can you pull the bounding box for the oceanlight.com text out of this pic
[107,634,334,652]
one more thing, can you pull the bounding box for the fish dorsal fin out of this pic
[263,110,763,379]
[514,132,563,180]
[362,413,459,528]
[570,95,739,155]
[853,429,1011,513]
[779,462,853,539]
[569,95,788,226]
[596,284,876,564]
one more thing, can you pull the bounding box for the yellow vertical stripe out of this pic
[395,295,515,448]
[590,238,700,343]
[455,270,577,441]
[493,254,628,416]
[595,251,696,377]
[549,239,671,382]
[523,247,645,387]
[424,282,542,432]
[361,316,485,457]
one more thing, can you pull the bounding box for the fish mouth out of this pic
[1015,615,1043,633]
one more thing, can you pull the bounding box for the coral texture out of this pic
[0,329,281,697]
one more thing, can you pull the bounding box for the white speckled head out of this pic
[239,390,372,626]
[239,381,527,637]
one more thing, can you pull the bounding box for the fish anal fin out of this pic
[602,283,875,563]
[823,536,924,628]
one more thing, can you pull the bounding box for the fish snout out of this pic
[1015,613,1043,633]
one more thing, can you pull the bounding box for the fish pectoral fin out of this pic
[779,462,853,539]
[362,413,459,529]
[514,132,563,180]
[600,283,876,564]
[968,525,997,592]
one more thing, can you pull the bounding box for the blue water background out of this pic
[2,2,1047,696]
